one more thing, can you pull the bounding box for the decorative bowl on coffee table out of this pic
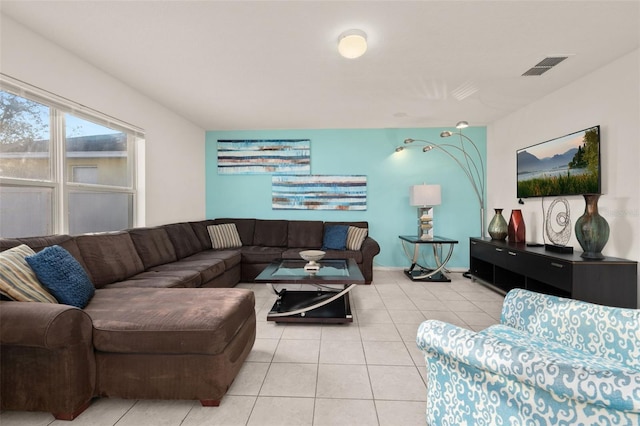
[299,250,325,265]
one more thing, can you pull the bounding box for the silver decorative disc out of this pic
[545,198,571,246]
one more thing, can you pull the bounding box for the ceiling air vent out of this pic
[522,56,569,76]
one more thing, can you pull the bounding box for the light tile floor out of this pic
[1,270,505,426]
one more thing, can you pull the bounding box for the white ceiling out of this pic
[1,1,639,131]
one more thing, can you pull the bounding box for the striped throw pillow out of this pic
[0,244,58,303]
[207,223,243,249]
[346,226,368,250]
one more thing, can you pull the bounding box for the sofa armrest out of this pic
[0,301,93,348]
[417,320,640,413]
[360,236,380,258]
[359,236,380,283]
[1,301,96,418]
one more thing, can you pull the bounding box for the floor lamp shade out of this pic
[410,184,441,207]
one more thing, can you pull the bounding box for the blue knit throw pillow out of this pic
[322,225,349,251]
[26,245,95,309]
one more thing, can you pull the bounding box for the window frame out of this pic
[0,74,144,236]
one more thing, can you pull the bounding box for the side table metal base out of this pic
[398,235,458,283]
[404,268,451,282]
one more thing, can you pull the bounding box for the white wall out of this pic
[0,15,206,226]
[487,49,640,299]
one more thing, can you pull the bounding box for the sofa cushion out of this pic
[25,245,95,309]
[85,287,255,354]
[17,234,75,252]
[287,220,323,248]
[0,238,21,252]
[253,220,288,247]
[75,232,145,288]
[17,234,89,273]
[322,225,349,250]
[0,244,57,303]
[128,227,178,269]
[325,221,369,229]
[321,249,363,263]
[241,246,285,264]
[187,249,242,270]
[189,220,217,249]
[207,223,242,249]
[213,218,256,245]
[149,257,226,284]
[346,226,368,250]
[103,269,201,289]
[162,223,203,259]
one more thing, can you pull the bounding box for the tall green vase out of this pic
[488,208,508,240]
[575,194,609,259]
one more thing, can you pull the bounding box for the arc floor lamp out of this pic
[396,121,486,238]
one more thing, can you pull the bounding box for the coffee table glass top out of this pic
[255,259,364,284]
[399,235,459,244]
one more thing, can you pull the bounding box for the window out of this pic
[72,166,99,185]
[0,77,143,237]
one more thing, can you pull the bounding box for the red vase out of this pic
[508,209,526,242]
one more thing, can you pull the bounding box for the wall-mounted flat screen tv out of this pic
[517,125,601,198]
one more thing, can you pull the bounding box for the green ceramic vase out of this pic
[488,208,508,240]
[575,194,609,259]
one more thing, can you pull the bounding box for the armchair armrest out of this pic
[501,289,640,370]
[417,320,640,413]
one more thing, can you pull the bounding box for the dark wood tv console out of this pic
[469,237,638,308]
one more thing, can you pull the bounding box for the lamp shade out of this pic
[410,184,441,207]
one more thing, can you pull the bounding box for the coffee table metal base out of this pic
[267,288,353,324]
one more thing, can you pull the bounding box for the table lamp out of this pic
[410,184,441,240]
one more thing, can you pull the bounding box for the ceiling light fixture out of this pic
[338,29,367,59]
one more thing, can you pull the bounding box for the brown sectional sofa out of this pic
[0,218,379,420]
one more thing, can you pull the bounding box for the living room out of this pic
[1,1,639,425]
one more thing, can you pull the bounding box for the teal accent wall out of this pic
[205,127,487,269]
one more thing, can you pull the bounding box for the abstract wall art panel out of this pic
[217,139,310,174]
[272,175,367,210]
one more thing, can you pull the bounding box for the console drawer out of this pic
[523,256,572,292]
[470,240,508,268]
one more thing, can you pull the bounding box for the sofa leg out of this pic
[52,399,92,421]
[200,399,221,407]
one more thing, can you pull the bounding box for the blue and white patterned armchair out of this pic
[416,288,640,425]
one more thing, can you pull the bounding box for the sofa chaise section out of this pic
[86,287,256,404]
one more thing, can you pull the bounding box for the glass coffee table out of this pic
[254,258,365,323]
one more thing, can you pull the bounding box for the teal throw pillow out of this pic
[26,245,95,309]
[322,225,349,251]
